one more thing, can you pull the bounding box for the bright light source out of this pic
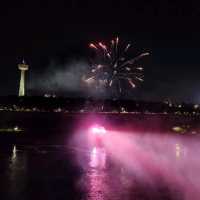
[91,125,106,136]
[14,126,19,131]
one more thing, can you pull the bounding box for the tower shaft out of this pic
[19,70,26,96]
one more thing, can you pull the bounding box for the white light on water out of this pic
[12,145,17,161]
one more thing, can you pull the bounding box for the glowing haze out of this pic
[28,59,117,98]
[71,122,200,199]
[28,59,97,97]
[103,131,200,200]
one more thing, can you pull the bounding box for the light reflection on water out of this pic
[85,147,130,200]
[11,145,17,161]
[87,147,109,200]
[86,169,109,200]
[0,142,189,200]
[8,145,28,200]
[175,143,181,158]
[89,147,106,169]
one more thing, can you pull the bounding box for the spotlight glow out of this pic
[91,125,106,136]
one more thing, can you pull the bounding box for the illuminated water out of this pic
[0,142,185,200]
[0,111,200,199]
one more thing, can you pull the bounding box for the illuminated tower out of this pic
[18,59,29,96]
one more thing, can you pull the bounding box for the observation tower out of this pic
[18,59,29,96]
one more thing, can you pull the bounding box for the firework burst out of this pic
[84,37,149,94]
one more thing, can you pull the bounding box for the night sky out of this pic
[0,0,200,103]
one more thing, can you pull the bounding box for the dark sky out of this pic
[0,0,200,102]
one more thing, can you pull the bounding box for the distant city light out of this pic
[194,104,199,109]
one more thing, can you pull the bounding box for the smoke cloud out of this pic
[70,122,200,199]
[28,59,93,97]
[27,59,114,98]
[102,131,200,200]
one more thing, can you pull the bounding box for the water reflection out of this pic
[0,142,188,200]
[175,143,181,158]
[12,145,17,162]
[175,143,186,159]
[8,145,28,199]
[86,147,108,200]
[89,147,106,169]
[85,147,130,200]
[86,169,109,200]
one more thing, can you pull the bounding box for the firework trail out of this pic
[84,37,149,94]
